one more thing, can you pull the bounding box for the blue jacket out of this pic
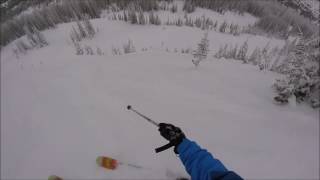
[177,138,243,180]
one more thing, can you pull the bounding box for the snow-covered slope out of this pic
[1,13,319,180]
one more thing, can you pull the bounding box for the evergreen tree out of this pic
[214,45,224,59]
[154,14,161,25]
[123,39,136,54]
[138,11,146,25]
[219,21,228,33]
[224,45,233,59]
[123,11,128,22]
[183,0,195,13]
[73,41,84,55]
[192,32,209,67]
[213,21,218,31]
[96,47,104,55]
[194,18,201,28]
[84,45,94,55]
[221,44,228,58]
[237,40,248,62]
[184,17,193,27]
[170,4,177,13]
[23,26,37,47]
[230,44,238,59]
[128,10,138,24]
[33,27,49,47]
[176,18,183,26]
[248,47,260,65]
[259,43,270,70]
[71,26,81,42]
[83,16,95,38]
[149,11,155,24]
[76,20,86,39]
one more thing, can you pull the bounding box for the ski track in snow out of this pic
[1,10,319,180]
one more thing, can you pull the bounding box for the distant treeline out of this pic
[0,0,172,47]
[183,0,318,38]
[0,0,318,47]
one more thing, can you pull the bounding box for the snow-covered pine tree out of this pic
[219,21,227,33]
[176,18,183,26]
[96,47,104,55]
[170,4,177,13]
[230,44,238,59]
[33,27,49,47]
[118,14,122,21]
[154,15,161,25]
[221,44,228,59]
[23,26,37,47]
[231,24,240,36]
[183,0,195,13]
[229,23,235,35]
[159,1,169,11]
[71,26,81,42]
[192,32,209,67]
[237,40,248,63]
[273,30,320,107]
[225,45,233,59]
[73,41,84,55]
[205,18,213,30]
[269,47,280,71]
[12,48,20,58]
[213,21,218,31]
[184,17,193,27]
[84,45,94,55]
[194,18,201,28]
[260,43,270,71]
[123,11,128,22]
[214,45,224,59]
[112,46,122,55]
[83,15,95,38]
[138,11,146,25]
[201,16,206,30]
[123,40,136,54]
[149,11,155,24]
[248,47,260,65]
[76,20,87,39]
[128,10,138,24]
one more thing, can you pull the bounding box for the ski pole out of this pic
[127,105,159,127]
[126,105,175,153]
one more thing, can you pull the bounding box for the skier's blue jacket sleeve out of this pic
[177,138,243,180]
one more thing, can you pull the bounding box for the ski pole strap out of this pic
[155,142,175,153]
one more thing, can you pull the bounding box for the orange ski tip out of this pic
[96,156,118,170]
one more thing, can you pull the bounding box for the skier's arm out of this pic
[177,138,243,180]
[157,123,243,180]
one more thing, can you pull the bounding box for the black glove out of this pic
[158,123,185,154]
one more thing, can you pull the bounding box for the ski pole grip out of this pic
[155,142,175,153]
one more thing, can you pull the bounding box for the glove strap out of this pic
[155,142,175,153]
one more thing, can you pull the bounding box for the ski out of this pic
[96,156,144,170]
[96,156,118,170]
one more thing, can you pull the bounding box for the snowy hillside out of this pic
[1,0,319,180]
